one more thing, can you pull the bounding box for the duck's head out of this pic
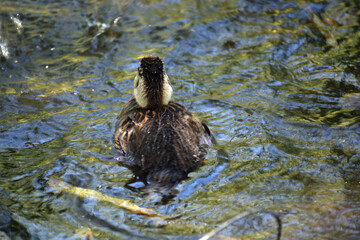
[133,56,173,109]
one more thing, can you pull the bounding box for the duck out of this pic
[113,56,211,191]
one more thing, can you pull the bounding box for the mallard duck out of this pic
[114,56,211,190]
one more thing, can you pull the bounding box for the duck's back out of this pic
[114,97,211,185]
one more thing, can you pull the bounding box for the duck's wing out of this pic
[114,97,159,154]
[167,102,212,146]
[114,97,140,154]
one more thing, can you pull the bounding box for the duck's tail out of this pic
[141,180,179,204]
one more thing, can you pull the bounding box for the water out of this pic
[0,0,359,239]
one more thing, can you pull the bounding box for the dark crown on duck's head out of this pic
[139,56,164,84]
[134,56,173,109]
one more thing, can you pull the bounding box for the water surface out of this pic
[0,0,359,239]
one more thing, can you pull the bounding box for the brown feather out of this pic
[114,97,211,185]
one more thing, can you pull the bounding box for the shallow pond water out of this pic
[0,0,359,239]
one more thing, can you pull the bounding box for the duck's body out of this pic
[114,56,211,187]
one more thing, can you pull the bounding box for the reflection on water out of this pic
[0,0,359,239]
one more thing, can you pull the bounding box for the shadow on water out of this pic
[0,0,360,239]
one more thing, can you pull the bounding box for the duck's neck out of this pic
[134,75,173,109]
[145,80,163,109]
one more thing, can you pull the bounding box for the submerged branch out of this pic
[47,176,178,220]
[199,210,282,240]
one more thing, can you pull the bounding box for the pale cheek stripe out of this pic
[134,82,148,108]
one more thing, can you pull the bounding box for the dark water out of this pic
[1,0,359,239]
